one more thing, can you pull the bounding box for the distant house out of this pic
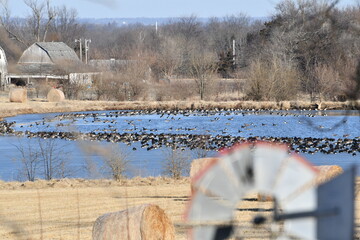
[0,45,8,89]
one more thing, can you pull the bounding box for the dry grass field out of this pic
[0,95,359,119]
[0,178,191,240]
[0,177,360,240]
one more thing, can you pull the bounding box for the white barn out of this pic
[6,42,98,87]
[0,45,8,89]
[19,42,80,64]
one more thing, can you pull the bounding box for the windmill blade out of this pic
[253,143,291,195]
[281,188,318,240]
[192,144,254,204]
[186,190,235,240]
[187,142,355,240]
[272,155,318,203]
[271,154,318,240]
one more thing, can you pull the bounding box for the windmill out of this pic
[186,142,355,239]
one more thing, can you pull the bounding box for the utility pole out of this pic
[75,38,82,62]
[85,39,91,64]
[156,21,158,34]
[232,39,236,66]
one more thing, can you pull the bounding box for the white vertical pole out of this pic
[233,39,236,65]
[79,39,83,62]
[85,39,91,64]
[85,41,88,65]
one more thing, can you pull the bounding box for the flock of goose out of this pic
[1,109,359,156]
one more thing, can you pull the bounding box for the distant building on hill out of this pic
[0,45,8,90]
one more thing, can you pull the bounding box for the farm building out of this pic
[17,42,82,74]
[0,45,8,89]
[5,42,98,87]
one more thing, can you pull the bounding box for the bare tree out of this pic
[50,6,84,44]
[12,139,39,181]
[24,0,56,42]
[162,149,191,179]
[190,51,219,100]
[80,142,130,181]
[12,138,71,181]
[42,0,56,41]
[0,0,28,47]
[24,0,45,42]
[152,37,183,80]
[101,144,130,181]
[37,138,71,180]
[91,143,130,180]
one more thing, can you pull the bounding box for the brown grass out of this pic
[0,176,359,239]
[0,95,359,120]
[0,178,189,240]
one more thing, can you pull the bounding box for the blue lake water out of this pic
[6,110,360,138]
[0,109,359,181]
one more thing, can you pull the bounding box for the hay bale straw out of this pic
[190,158,219,179]
[9,88,27,103]
[92,204,175,240]
[315,165,343,185]
[47,88,65,102]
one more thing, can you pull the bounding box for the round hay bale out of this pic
[92,204,175,240]
[315,165,343,185]
[47,88,65,102]
[9,88,27,103]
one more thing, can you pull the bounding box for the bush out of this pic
[162,149,191,179]
[246,58,300,101]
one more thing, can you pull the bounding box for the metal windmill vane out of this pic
[186,142,355,240]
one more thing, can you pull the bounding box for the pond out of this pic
[0,109,359,181]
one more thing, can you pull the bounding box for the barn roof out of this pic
[35,42,80,64]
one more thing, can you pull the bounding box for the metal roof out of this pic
[35,42,80,64]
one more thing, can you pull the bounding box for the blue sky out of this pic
[8,0,358,18]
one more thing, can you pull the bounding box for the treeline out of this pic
[1,0,360,101]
